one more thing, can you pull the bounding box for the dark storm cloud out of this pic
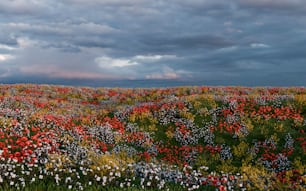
[141,34,234,51]
[0,0,305,86]
[0,35,18,46]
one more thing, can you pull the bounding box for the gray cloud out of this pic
[0,0,305,86]
[0,0,48,15]
[141,34,234,51]
[237,0,306,12]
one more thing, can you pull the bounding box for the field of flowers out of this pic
[0,84,305,190]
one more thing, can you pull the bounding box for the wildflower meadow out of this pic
[0,84,305,190]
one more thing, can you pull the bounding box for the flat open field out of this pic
[0,84,305,190]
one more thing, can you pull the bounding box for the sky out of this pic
[0,0,306,87]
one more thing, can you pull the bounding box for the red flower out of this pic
[219,185,226,191]
[20,137,28,142]
[14,152,21,158]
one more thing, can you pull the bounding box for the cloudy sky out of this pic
[0,0,306,87]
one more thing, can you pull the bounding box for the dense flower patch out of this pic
[0,84,305,190]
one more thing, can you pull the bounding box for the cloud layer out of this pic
[1,0,306,86]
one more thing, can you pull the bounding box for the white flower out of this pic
[192,185,199,189]
[103,176,107,183]
[140,178,145,185]
[96,176,101,181]
[68,185,72,189]
[11,173,16,179]
[65,177,72,183]
[39,175,43,179]
[55,174,60,184]
[115,172,121,177]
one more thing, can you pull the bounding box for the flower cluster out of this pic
[0,84,305,190]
